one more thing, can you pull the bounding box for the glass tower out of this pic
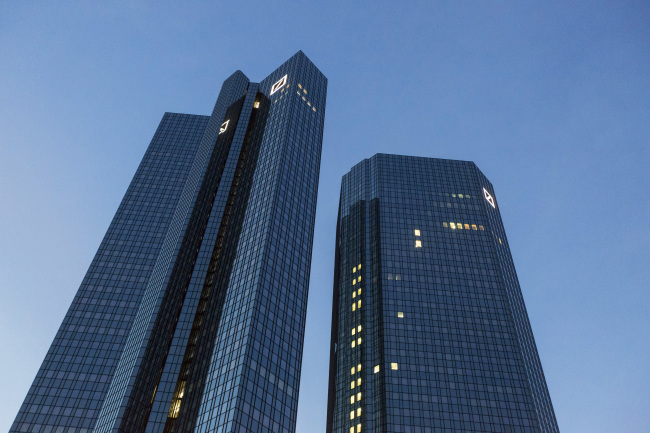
[12,51,327,433]
[326,154,559,433]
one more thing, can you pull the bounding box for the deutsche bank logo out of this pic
[270,75,288,95]
[219,120,229,134]
[483,188,495,208]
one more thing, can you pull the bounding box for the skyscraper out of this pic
[326,154,559,433]
[12,51,327,433]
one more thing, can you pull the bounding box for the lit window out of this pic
[357,408,361,417]
[357,337,361,345]
[391,363,398,370]
[459,194,464,198]
[353,278,356,285]
[357,325,362,332]
[351,366,356,375]
[414,229,421,236]
[350,428,354,433]
[350,411,355,420]
[499,238,502,244]
[452,194,456,197]
[479,225,485,231]
[358,275,361,282]
[352,291,356,299]
[351,341,355,348]
[351,381,355,389]
[303,88,307,94]
[352,328,356,336]
[357,300,361,308]
[357,378,361,386]
[270,75,288,95]
[464,224,470,230]
[450,222,456,229]
[415,240,422,248]
[472,224,477,230]
[397,312,404,318]
[350,396,355,404]
[358,288,362,295]
[313,107,316,112]
[358,263,361,269]
[302,96,306,101]
[395,274,401,280]
[307,101,311,106]
[357,423,361,432]
[352,304,356,312]
[353,266,357,273]
[254,101,260,108]
[298,83,302,89]
[357,363,361,371]
[374,365,380,373]
[457,223,463,230]
[357,392,361,400]
[443,222,448,228]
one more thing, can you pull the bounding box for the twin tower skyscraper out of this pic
[12,52,560,433]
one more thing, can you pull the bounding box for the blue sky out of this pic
[1,2,648,432]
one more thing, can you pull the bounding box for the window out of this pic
[352,328,356,336]
[353,266,357,273]
[351,367,356,375]
[414,229,421,236]
[391,363,398,370]
[253,101,260,108]
[357,423,361,432]
[350,411,355,420]
[357,378,361,386]
[357,325,362,332]
[350,396,355,404]
[450,222,456,229]
[356,408,361,417]
[374,365,380,373]
[415,240,422,248]
[397,312,404,318]
[351,381,355,389]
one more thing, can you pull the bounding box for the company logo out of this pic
[483,188,495,208]
[270,75,288,95]
[219,120,229,134]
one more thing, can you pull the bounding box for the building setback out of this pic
[12,51,327,433]
[326,154,559,433]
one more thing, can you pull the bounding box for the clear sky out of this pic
[1,2,648,432]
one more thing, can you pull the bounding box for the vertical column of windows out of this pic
[349,263,362,433]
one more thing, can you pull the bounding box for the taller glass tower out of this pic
[12,51,327,433]
[326,154,559,433]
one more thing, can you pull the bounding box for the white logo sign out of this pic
[270,74,288,95]
[483,188,495,208]
[219,120,229,134]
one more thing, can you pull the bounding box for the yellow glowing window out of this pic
[358,275,361,282]
[353,278,356,285]
[358,263,362,269]
[351,381,355,389]
[457,223,463,230]
[357,300,361,308]
[464,224,470,230]
[353,266,357,273]
[308,101,311,106]
[357,392,361,400]
[479,225,485,231]
[254,101,260,108]
[358,288,362,295]
[350,411,355,420]
[459,194,464,198]
[350,395,355,404]
[352,304,356,312]
[414,229,421,236]
[357,363,361,371]
[351,341,355,348]
[499,238,502,244]
[313,107,316,112]
[357,408,361,417]
[357,337,362,345]
[350,428,354,433]
[450,222,456,229]
[351,366,356,375]
[352,291,356,299]
[374,365,380,373]
[357,423,361,432]
[357,325,362,332]
[391,363,398,370]
[397,312,404,318]
[298,83,302,89]
[352,328,356,336]
[357,378,362,386]
[415,240,422,248]
[303,88,307,94]
[302,96,306,101]
[472,224,477,230]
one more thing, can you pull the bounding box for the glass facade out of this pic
[12,51,327,433]
[326,154,559,433]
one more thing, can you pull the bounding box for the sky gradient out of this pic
[1,2,649,432]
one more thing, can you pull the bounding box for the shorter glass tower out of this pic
[326,154,559,433]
